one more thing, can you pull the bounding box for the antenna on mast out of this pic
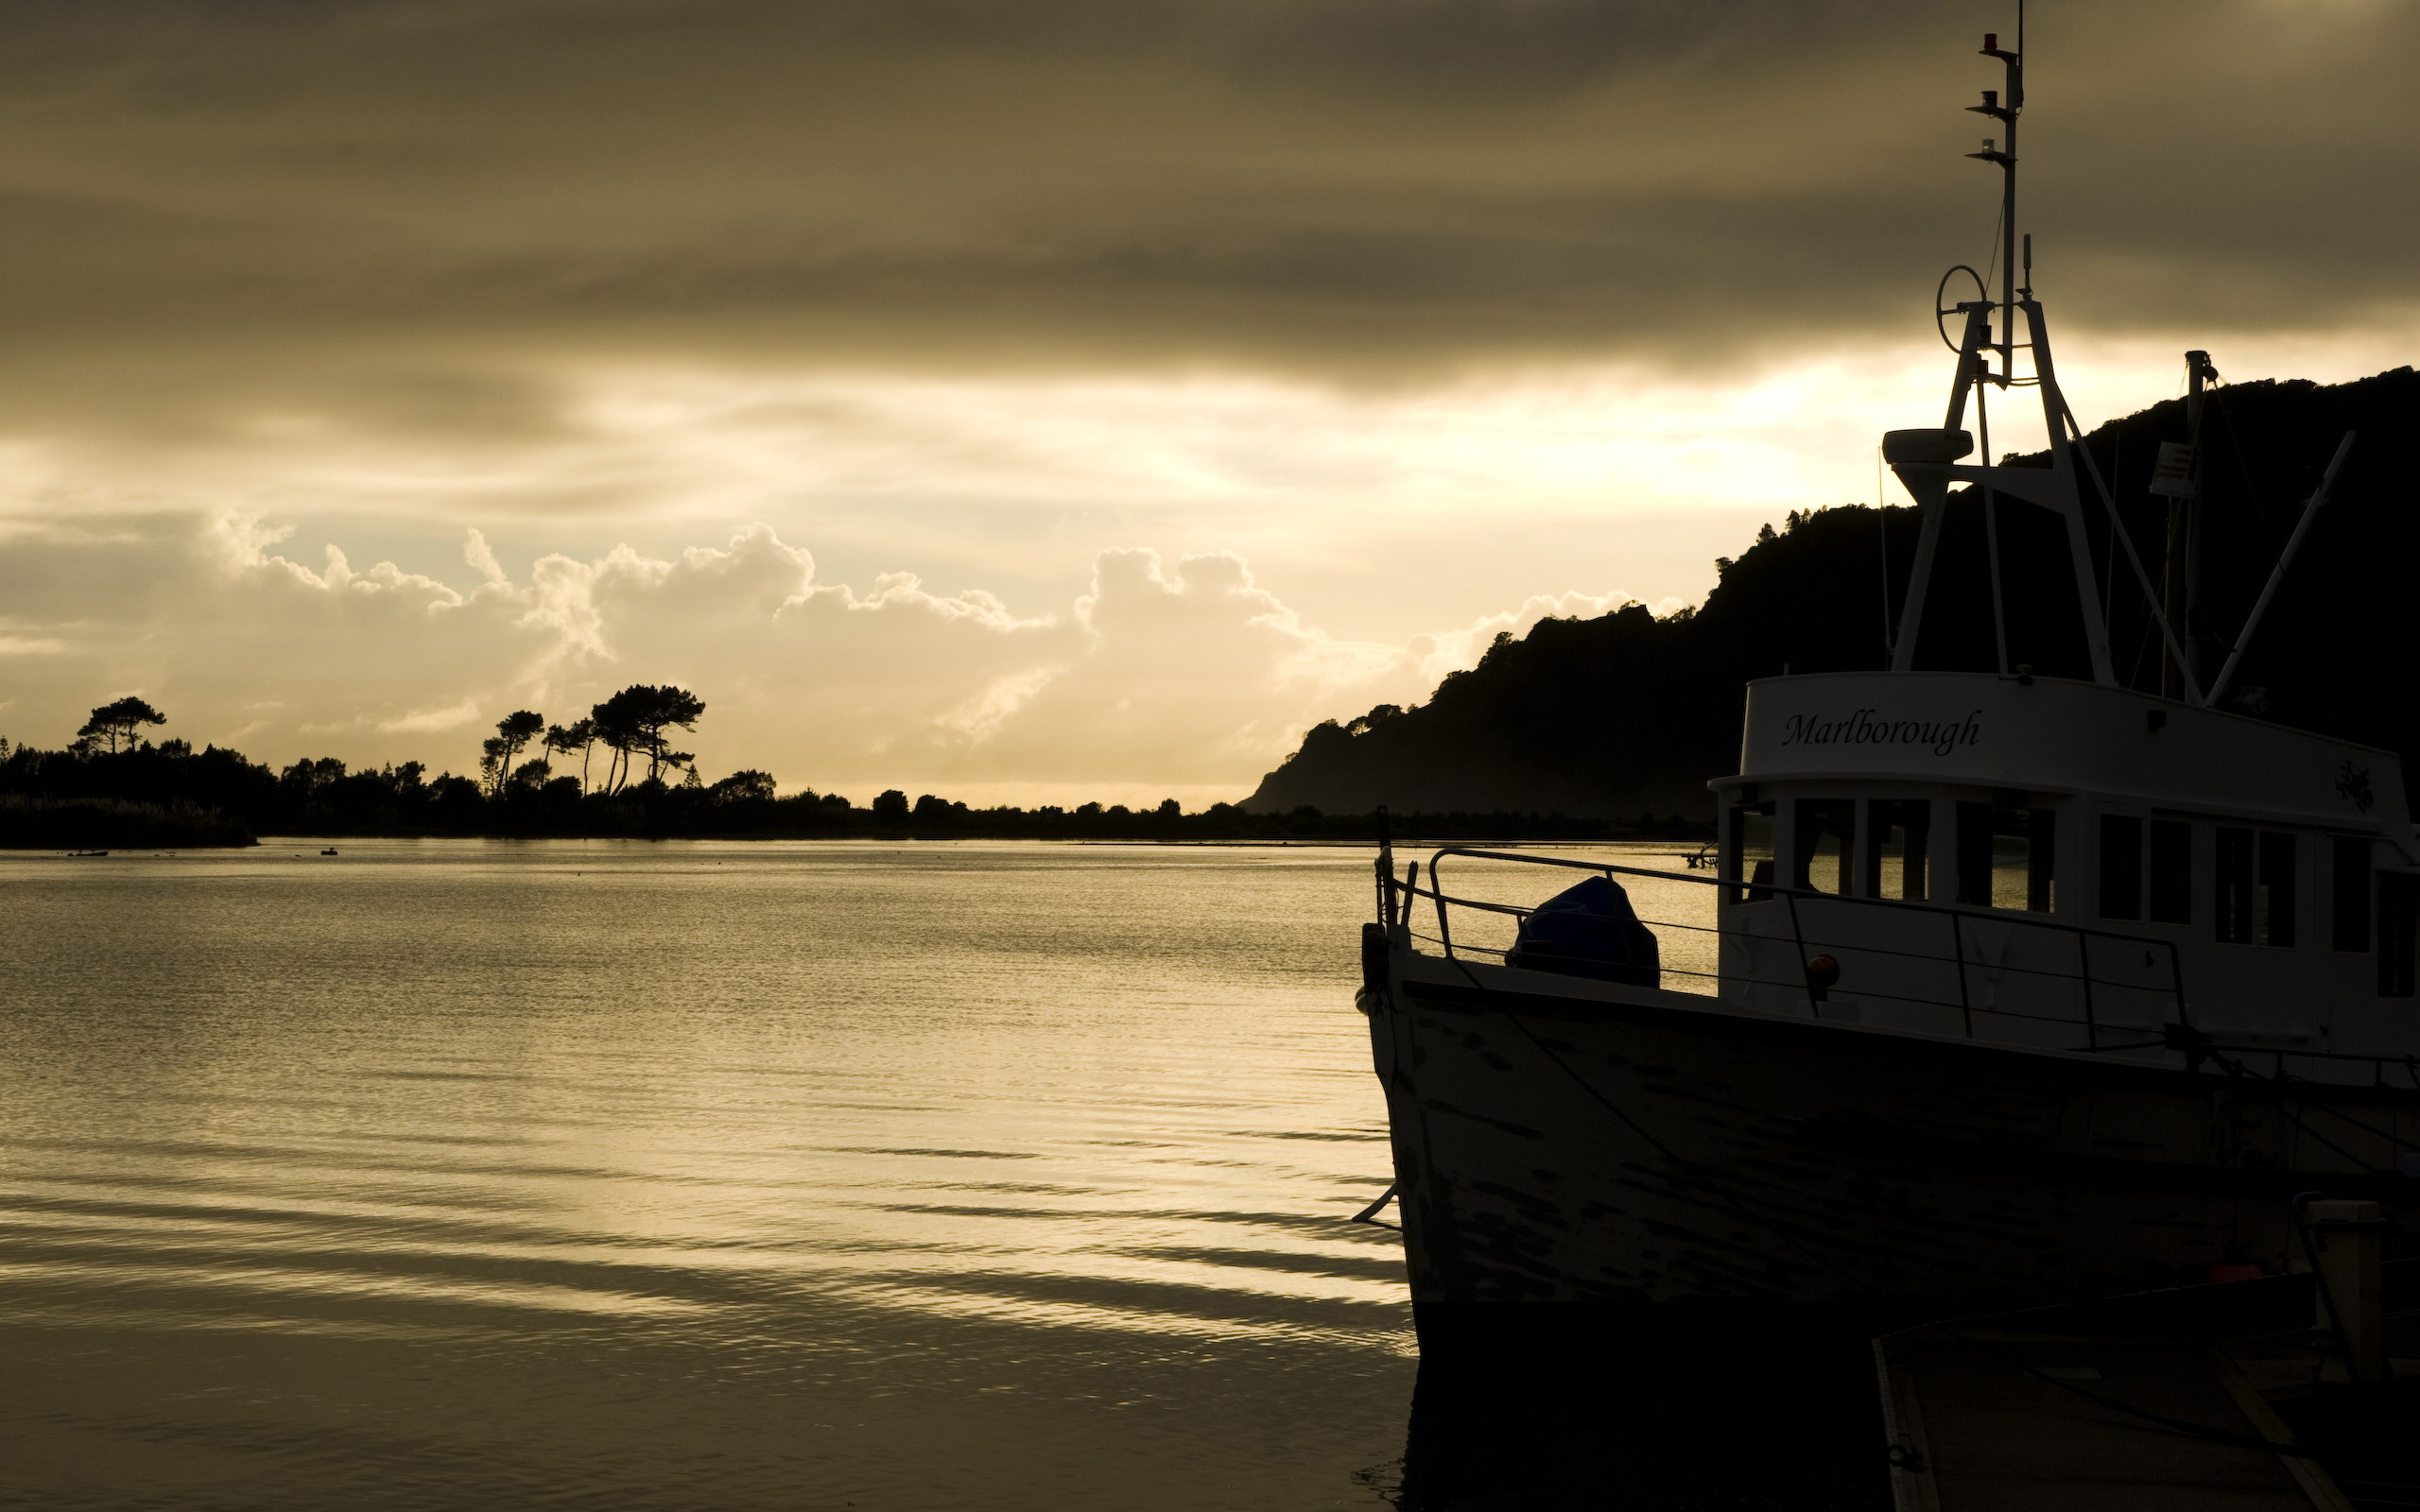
[1892,4,2136,693]
[1967,3,2024,386]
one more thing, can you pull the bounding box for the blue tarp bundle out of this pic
[1506,875,1660,988]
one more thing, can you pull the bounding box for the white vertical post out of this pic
[2307,1198,2385,1383]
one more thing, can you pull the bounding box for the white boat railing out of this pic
[1386,845,2188,1056]
[1384,847,2420,1091]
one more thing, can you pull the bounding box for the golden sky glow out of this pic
[2,0,2413,802]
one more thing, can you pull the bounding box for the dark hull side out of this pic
[1365,943,2420,1353]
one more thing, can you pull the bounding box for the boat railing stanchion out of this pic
[1951,912,1974,1038]
[1429,867,1454,960]
[1374,804,1394,929]
[1783,891,1815,1018]
[2076,932,2098,1050]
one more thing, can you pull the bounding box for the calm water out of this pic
[0,838,1717,1510]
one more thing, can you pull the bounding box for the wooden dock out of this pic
[1876,1259,2417,1511]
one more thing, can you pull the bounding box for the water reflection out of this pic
[0,837,1789,1510]
[1396,1318,1887,1511]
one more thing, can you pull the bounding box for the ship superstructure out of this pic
[1357,13,2417,1340]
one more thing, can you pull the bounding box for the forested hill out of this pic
[1247,365,2420,821]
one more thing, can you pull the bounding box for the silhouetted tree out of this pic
[427,773,484,829]
[544,719,596,792]
[77,696,166,755]
[873,788,909,824]
[281,757,346,792]
[711,770,776,804]
[911,793,959,825]
[588,685,705,792]
[486,710,544,797]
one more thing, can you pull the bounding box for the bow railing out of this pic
[1381,845,2189,1055]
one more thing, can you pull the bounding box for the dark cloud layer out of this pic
[0,0,2408,433]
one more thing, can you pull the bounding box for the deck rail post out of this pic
[1784,891,1816,1018]
[1950,912,1974,1037]
[2076,931,2098,1050]
[2298,1195,2388,1383]
[1427,866,1454,960]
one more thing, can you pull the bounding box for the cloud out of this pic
[0,2,2405,802]
[0,510,1639,801]
[934,666,1063,745]
[0,0,2407,461]
[376,698,483,734]
[1410,589,1678,682]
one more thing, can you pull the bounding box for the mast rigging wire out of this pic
[1976,382,2012,674]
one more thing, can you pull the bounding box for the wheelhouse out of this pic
[1714,668,2419,1063]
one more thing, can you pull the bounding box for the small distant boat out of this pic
[66,850,109,858]
[320,848,338,856]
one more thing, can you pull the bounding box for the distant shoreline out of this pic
[5,736,1713,851]
[12,824,1714,853]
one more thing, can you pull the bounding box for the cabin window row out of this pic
[2096,816,2371,948]
[2097,816,2420,995]
[1726,798,2054,912]
[1730,795,2419,996]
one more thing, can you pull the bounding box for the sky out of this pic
[2,0,2414,807]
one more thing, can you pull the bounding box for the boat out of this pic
[1357,16,2419,1364]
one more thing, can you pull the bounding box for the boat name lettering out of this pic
[1778,708,1981,757]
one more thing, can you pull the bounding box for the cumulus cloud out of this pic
[0,511,1641,803]
[0,2,2403,801]
[1410,589,1682,683]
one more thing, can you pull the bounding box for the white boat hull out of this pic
[1366,943,2419,1335]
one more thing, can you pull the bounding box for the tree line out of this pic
[1253,366,2420,820]
[475,685,711,799]
[3,685,1699,848]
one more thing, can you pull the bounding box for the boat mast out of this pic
[2157,351,2221,698]
[1973,16,2021,385]
[1887,6,2124,690]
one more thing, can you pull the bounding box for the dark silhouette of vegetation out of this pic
[1251,366,2420,820]
[75,696,167,755]
[0,794,252,849]
[16,683,1646,847]
[590,685,705,793]
[544,719,596,791]
[21,368,2407,848]
[480,710,545,797]
[0,717,1694,849]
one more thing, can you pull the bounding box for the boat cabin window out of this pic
[1726,801,1774,903]
[2216,828,2296,947]
[2148,820,2192,924]
[2098,814,2143,920]
[1793,800,1855,895]
[1866,799,1929,901]
[2331,838,2372,952]
[2380,874,2419,997]
[1956,803,2053,912]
